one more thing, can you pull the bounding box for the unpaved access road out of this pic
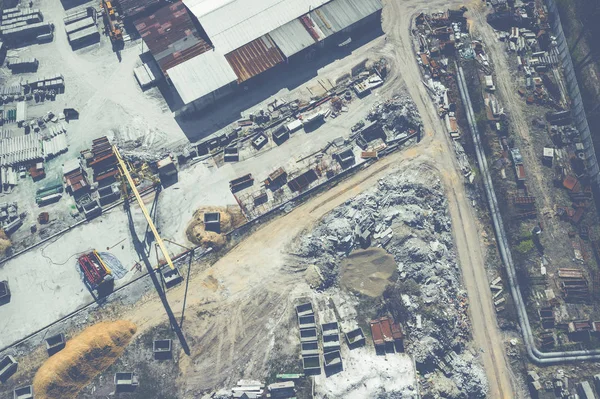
[382,1,518,397]
[112,2,518,397]
[468,4,559,238]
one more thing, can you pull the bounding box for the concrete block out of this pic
[295,302,313,317]
[161,267,182,289]
[13,385,33,399]
[45,333,66,355]
[302,355,320,374]
[345,327,365,348]
[0,355,17,382]
[0,280,10,305]
[300,327,317,343]
[251,133,268,150]
[323,350,343,373]
[298,314,316,329]
[153,339,172,360]
[114,372,139,392]
[323,333,340,353]
[203,212,221,233]
[322,322,339,335]
[301,342,319,357]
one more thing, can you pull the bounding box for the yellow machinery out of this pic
[101,0,123,42]
[93,250,112,275]
[113,145,174,270]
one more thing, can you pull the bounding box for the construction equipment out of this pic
[101,0,122,42]
[79,251,112,290]
[113,145,174,270]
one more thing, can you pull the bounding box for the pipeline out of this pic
[455,61,600,364]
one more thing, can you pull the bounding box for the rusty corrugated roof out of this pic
[134,1,213,75]
[224,34,284,83]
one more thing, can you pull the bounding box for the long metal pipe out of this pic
[455,61,600,364]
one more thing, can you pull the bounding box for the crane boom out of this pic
[113,145,175,270]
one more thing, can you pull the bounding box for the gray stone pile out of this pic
[292,167,488,398]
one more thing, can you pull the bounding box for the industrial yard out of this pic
[1,0,600,397]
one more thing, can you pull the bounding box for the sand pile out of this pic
[186,206,233,248]
[33,320,137,399]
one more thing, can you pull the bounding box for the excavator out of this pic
[101,0,123,43]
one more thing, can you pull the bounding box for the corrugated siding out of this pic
[184,0,333,53]
[270,18,316,58]
[225,34,284,82]
[310,0,382,36]
[309,8,335,38]
[167,50,237,104]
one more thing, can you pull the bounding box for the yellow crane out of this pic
[113,145,175,270]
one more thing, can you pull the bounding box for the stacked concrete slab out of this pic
[64,7,97,47]
[0,8,42,33]
[65,16,94,35]
[64,7,94,25]
[1,22,52,42]
[134,63,158,89]
[0,133,42,166]
[42,128,68,159]
[68,26,99,46]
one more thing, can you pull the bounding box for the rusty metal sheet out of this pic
[134,1,212,75]
[224,34,284,83]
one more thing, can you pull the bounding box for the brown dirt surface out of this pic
[185,206,234,248]
[0,229,12,256]
[340,247,397,297]
[32,321,136,399]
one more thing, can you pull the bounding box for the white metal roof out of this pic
[269,18,316,58]
[167,50,237,104]
[310,0,382,37]
[184,0,333,53]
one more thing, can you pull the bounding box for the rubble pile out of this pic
[292,168,488,398]
[367,95,422,137]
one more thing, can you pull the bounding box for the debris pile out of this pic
[292,167,488,397]
[367,94,422,137]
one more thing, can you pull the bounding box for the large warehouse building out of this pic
[135,0,383,112]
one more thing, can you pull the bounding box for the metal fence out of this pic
[547,0,600,192]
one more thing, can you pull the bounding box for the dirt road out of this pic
[381,1,517,398]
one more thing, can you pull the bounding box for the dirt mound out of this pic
[0,229,11,256]
[33,321,137,399]
[186,206,234,248]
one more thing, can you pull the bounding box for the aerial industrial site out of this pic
[2,0,600,398]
